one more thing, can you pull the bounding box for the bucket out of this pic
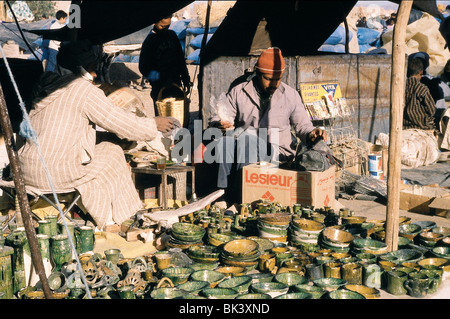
[368,153,382,172]
[369,171,384,180]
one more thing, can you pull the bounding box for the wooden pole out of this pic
[0,84,53,299]
[385,0,412,252]
[343,18,350,54]
[200,1,212,52]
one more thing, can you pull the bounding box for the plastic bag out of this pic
[209,92,235,123]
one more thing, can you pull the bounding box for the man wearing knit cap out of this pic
[209,47,326,204]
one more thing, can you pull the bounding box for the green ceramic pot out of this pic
[161,267,194,285]
[50,234,72,271]
[386,270,408,295]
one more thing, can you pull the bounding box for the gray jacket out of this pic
[220,76,315,162]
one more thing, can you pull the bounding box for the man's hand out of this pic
[308,127,328,144]
[155,116,176,133]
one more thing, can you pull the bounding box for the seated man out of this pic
[208,47,326,204]
[18,40,177,230]
[404,58,436,131]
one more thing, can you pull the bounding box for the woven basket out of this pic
[156,83,189,127]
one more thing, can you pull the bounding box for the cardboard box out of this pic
[400,184,450,216]
[242,163,335,209]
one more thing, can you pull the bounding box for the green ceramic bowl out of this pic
[291,284,326,299]
[190,262,219,271]
[313,278,347,291]
[150,287,186,299]
[246,237,275,253]
[431,246,450,259]
[161,267,194,285]
[218,275,252,294]
[188,245,220,259]
[274,272,308,286]
[201,288,239,299]
[172,222,205,235]
[274,292,312,299]
[250,282,289,295]
[249,272,274,283]
[182,294,207,299]
[412,221,437,232]
[399,224,422,239]
[176,280,210,294]
[328,289,365,299]
[235,293,272,299]
[190,270,225,287]
[380,249,424,264]
[432,226,450,238]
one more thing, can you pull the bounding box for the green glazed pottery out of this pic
[150,287,186,299]
[236,293,272,299]
[177,280,210,295]
[218,275,252,294]
[201,287,239,299]
[313,277,347,291]
[190,270,225,288]
[274,292,312,299]
[274,272,308,286]
[250,282,289,297]
[161,267,194,285]
[291,284,326,299]
[328,289,365,299]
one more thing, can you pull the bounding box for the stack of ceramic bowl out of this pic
[351,238,388,255]
[319,227,354,252]
[220,239,261,270]
[187,245,220,264]
[257,213,292,242]
[289,218,324,250]
[207,232,244,247]
[418,232,444,248]
[167,222,206,249]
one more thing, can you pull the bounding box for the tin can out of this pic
[369,171,384,180]
[368,153,383,172]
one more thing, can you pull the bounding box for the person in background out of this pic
[208,47,326,205]
[19,40,177,230]
[45,10,67,72]
[356,16,368,28]
[404,58,436,131]
[139,15,191,114]
[409,52,450,128]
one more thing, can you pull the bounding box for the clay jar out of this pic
[386,270,408,295]
[154,252,173,271]
[404,271,432,298]
[341,262,363,285]
[259,253,276,273]
[104,249,123,265]
[324,262,342,279]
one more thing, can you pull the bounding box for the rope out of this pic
[0,46,93,299]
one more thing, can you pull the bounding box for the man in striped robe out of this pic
[403,58,437,131]
[18,40,177,230]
